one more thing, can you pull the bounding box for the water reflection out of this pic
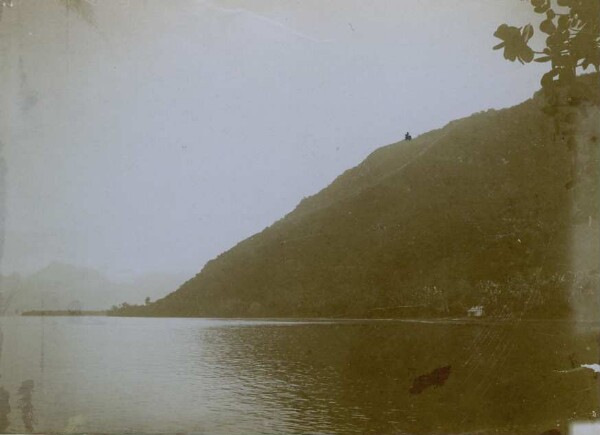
[195,320,599,434]
[0,317,597,434]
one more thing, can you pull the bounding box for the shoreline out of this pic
[14,312,600,325]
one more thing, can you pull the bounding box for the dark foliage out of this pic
[493,0,599,88]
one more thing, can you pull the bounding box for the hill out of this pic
[0,262,186,314]
[116,75,600,319]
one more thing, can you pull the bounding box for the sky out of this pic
[0,0,548,281]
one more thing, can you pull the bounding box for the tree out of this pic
[494,0,600,189]
[493,0,599,91]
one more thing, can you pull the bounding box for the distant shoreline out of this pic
[21,310,108,316]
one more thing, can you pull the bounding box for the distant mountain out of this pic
[119,75,599,319]
[0,262,186,314]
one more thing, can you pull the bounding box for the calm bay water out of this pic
[0,316,598,434]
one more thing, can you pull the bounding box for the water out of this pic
[0,316,598,434]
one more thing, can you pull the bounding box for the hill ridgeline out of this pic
[116,76,600,319]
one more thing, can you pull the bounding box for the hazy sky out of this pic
[0,0,547,281]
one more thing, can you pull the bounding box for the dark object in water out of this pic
[405,131,412,141]
[409,365,451,394]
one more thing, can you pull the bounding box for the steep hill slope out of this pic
[122,76,599,319]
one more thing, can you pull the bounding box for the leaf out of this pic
[504,46,518,62]
[494,24,515,40]
[522,24,534,42]
[546,9,556,20]
[492,42,505,50]
[557,0,573,6]
[494,24,529,63]
[534,56,552,62]
[557,15,570,30]
[520,45,535,63]
[541,69,559,88]
[540,19,556,35]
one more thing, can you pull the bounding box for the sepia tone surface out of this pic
[0,1,599,434]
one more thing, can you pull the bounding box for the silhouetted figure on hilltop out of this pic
[405,132,412,141]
